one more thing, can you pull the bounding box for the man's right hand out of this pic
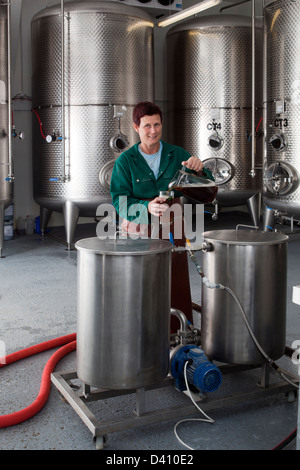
[148,197,169,217]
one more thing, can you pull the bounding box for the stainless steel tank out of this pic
[166,15,263,225]
[201,229,288,365]
[76,237,172,389]
[263,0,300,217]
[31,1,154,248]
[0,1,13,257]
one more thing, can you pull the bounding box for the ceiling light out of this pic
[157,0,222,27]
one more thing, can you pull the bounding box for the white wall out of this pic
[10,0,261,227]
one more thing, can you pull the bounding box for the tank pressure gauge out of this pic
[45,132,62,143]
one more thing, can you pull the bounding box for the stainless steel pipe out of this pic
[0,0,13,257]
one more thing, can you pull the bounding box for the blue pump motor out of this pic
[171,345,222,393]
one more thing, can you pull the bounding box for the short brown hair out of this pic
[133,101,162,126]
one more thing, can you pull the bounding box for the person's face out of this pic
[133,114,162,149]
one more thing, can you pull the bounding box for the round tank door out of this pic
[202,158,234,185]
[264,161,298,196]
[99,161,115,191]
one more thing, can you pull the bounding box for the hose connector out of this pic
[202,277,225,290]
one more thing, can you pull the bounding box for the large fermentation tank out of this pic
[0,1,13,257]
[31,1,154,248]
[263,0,300,217]
[201,229,288,365]
[166,15,263,226]
[76,237,172,389]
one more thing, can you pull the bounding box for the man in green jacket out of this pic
[110,101,213,331]
[110,101,212,229]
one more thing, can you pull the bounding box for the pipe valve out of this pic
[12,125,24,140]
[46,131,63,143]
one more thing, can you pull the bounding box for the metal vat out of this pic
[76,237,172,389]
[0,2,13,257]
[201,229,288,365]
[31,2,154,248]
[263,0,300,217]
[166,15,263,225]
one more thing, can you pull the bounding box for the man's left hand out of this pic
[182,156,203,172]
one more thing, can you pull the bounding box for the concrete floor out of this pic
[0,210,299,451]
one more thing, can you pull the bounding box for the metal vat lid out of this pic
[32,1,154,23]
[166,15,253,37]
[75,237,173,255]
[203,229,289,246]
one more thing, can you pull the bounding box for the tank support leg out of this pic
[63,200,79,250]
[258,363,271,388]
[262,206,275,232]
[82,383,91,399]
[40,206,52,236]
[246,192,261,227]
[134,387,146,416]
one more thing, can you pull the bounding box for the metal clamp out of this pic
[201,241,212,252]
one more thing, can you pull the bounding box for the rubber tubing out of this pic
[0,333,76,428]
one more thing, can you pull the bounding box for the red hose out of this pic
[0,333,76,428]
[256,117,263,133]
[32,108,46,139]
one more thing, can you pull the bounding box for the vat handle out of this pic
[235,224,258,234]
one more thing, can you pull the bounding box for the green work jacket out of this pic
[110,140,213,222]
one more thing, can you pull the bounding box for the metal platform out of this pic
[51,362,298,450]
